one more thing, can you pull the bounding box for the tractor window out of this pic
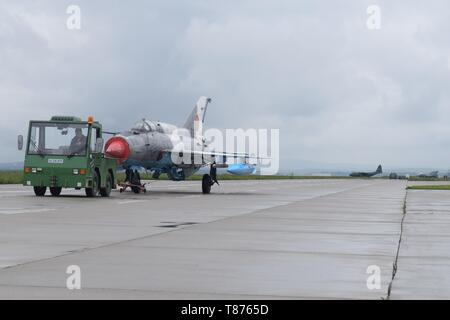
[90,128,99,152]
[28,126,42,153]
[28,122,88,156]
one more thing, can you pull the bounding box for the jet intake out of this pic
[105,136,130,163]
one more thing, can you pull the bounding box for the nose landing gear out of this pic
[120,168,147,194]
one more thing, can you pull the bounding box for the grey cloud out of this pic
[1,0,450,169]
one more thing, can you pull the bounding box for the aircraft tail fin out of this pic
[183,96,211,138]
[376,165,382,174]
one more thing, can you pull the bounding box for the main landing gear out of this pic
[202,163,220,194]
[202,174,212,194]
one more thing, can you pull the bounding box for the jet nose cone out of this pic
[105,137,130,163]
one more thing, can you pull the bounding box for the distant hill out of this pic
[0,162,23,171]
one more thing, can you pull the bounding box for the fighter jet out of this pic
[417,171,439,178]
[349,165,382,177]
[104,96,262,193]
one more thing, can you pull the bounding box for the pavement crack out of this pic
[386,188,408,299]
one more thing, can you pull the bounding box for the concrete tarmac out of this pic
[390,183,450,299]
[0,179,447,299]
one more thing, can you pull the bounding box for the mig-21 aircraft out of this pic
[104,96,262,194]
[417,171,439,178]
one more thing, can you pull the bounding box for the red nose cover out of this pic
[105,137,130,163]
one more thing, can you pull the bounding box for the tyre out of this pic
[202,174,212,194]
[131,186,140,194]
[100,173,113,197]
[50,187,62,196]
[85,171,99,197]
[34,186,47,197]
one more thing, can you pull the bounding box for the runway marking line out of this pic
[0,208,56,215]
[117,200,148,205]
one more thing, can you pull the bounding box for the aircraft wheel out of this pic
[34,186,47,197]
[202,174,212,194]
[50,187,62,196]
[100,173,113,197]
[86,172,99,197]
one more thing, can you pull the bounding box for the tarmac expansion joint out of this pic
[386,189,408,300]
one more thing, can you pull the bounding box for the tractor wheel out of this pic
[34,186,47,197]
[85,172,99,197]
[50,187,62,196]
[100,173,113,197]
[202,174,212,194]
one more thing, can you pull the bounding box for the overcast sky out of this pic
[1,0,450,170]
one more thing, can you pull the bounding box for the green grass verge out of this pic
[0,171,23,184]
[407,185,450,190]
[118,173,355,182]
[407,177,444,181]
[0,170,358,185]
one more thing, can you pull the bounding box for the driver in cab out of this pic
[69,128,87,155]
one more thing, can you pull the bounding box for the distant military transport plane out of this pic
[104,96,262,194]
[349,165,382,178]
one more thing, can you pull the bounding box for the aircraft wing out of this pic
[163,149,270,166]
[189,150,269,160]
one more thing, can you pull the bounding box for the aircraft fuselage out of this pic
[105,121,210,181]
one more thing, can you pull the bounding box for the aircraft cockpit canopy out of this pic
[131,119,157,133]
